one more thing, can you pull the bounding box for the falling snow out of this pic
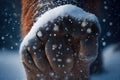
[37,31,43,37]
[1,37,5,40]
[66,58,72,63]
[68,39,71,42]
[1,0,120,80]
[109,22,113,26]
[80,70,83,73]
[102,19,106,22]
[54,34,57,36]
[102,42,106,46]
[81,21,88,27]
[66,48,70,51]
[52,57,56,61]
[106,32,111,37]
[49,72,54,76]
[104,6,108,10]
[57,58,62,62]
[36,74,40,77]
[33,46,37,49]
[53,24,59,31]
[52,44,57,50]
[86,28,92,33]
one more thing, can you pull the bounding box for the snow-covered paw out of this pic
[19,4,101,79]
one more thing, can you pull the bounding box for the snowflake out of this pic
[46,27,49,31]
[11,46,13,49]
[66,58,72,63]
[58,64,61,67]
[102,42,106,46]
[49,72,54,76]
[66,48,70,51]
[49,34,52,36]
[1,36,5,40]
[53,24,59,31]
[64,71,67,74]
[36,74,40,77]
[101,38,104,41]
[68,39,71,42]
[109,22,113,26]
[52,44,57,50]
[58,44,62,49]
[104,1,107,4]
[104,6,108,10]
[37,31,42,37]
[56,54,59,57]
[80,70,83,73]
[54,34,57,36]
[27,47,31,51]
[81,21,88,27]
[62,64,65,67]
[81,29,84,31]
[57,58,62,62]
[65,27,68,31]
[102,19,106,22]
[28,60,32,64]
[40,78,44,80]
[106,32,111,37]
[34,52,37,55]
[9,35,13,38]
[33,46,37,49]
[86,28,92,33]
[15,43,18,46]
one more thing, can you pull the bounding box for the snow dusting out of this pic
[20,4,100,55]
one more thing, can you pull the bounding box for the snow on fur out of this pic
[20,4,100,54]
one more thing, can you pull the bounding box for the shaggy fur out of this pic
[21,0,101,37]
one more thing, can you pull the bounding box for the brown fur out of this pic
[21,0,39,36]
[21,0,102,37]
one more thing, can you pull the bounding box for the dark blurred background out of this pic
[0,0,120,51]
[0,0,21,51]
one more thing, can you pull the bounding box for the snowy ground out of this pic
[0,44,120,80]
[0,51,26,80]
[91,44,120,80]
